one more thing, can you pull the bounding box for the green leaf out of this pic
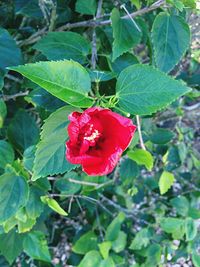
[152,13,190,73]
[181,0,196,8]
[0,172,29,223]
[0,229,24,264]
[170,196,189,216]
[131,0,142,9]
[2,216,18,233]
[75,0,97,15]
[149,128,174,144]
[120,158,139,180]
[15,0,43,18]
[78,250,102,267]
[0,255,9,267]
[26,185,44,219]
[25,86,65,112]
[145,244,162,266]
[111,8,141,61]
[23,231,51,262]
[0,141,14,170]
[98,241,112,259]
[89,70,116,82]
[0,27,22,86]
[129,228,151,250]
[72,231,98,255]
[160,217,185,239]
[192,253,200,267]
[105,212,125,241]
[99,257,115,267]
[32,106,77,180]
[7,110,39,151]
[112,231,127,253]
[116,64,191,115]
[128,149,154,171]
[23,145,36,172]
[9,60,93,108]
[0,100,7,128]
[18,217,36,233]
[185,217,197,241]
[109,52,139,75]
[159,171,175,195]
[41,196,68,216]
[34,32,91,64]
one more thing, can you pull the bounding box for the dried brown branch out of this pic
[19,0,165,46]
[91,0,103,69]
[58,0,165,31]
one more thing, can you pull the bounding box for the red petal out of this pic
[66,141,102,165]
[82,147,123,176]
[100,110,136,150]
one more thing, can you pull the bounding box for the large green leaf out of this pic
[32,106,77,180]
[7,110,39,151]
[34,32,91,64]
[0,140,14,169]
[152,13,190,73]
[116,64,191,115]
[109,52,139,75]
[0,27,22,89]
[9,60,93,108]
[23,231,51,262]
[0,229,24,264]
[0,172,29,223]
[111,8,141,61]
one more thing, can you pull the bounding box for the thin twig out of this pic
[136,115,146,150]
[91,0,103,69]
[68,178,113,189]
[2,91,29,101]
[19,0,165,46]
[183,103,200,111]
[5,74,23,84]
[50,193,113,216]
[68,178,99,187]
[68,196,74,213]
[96,208,104,241]
[57,0,165,31]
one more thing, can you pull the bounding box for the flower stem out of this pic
[136,115,146,150]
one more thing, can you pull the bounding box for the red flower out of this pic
[66,107,136,176]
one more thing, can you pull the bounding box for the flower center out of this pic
[82,123,101,146]
[84,129,100,141]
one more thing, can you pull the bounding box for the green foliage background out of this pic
[0,0,200,266]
